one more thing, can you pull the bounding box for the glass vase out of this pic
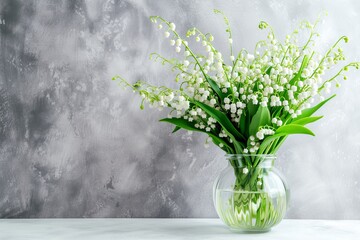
[213,154,289,232]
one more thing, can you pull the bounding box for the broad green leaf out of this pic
[249,106,271,136]
[265,66,273,75]
[261,66,272,75]
[294,94,336,120]
[160,118,204,133]
[172,126,181,133]
[193,101,245,140]
[239,113,250,137]
[290,55,309,85]
[210,135,234,154]
[258,124,314,154]
[193,101,245,153]
[247,102,258,117]
[160,118,234,153]
[258,134,287,154]
[276,124,315,136]
[291,116,323,125]
[206,77,226,102]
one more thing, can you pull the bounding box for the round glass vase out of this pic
[213,154,289,232]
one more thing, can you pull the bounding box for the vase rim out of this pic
[225,154,276,158]
[225,154,276,168]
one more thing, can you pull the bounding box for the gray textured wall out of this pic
[0,0,360,218]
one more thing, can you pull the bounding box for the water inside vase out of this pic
[215,189,287,231]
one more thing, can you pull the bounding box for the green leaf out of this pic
[194,101,244,139]
[209,135,234,153]
[258,124,314,154]
[160,118,201,132]
[160,118,234,153]
[247,102,259,117]
[275,124,315,136]
[258,134,286,154]
[291,116,323,125]
[265,66,273,75]
[172,126,181,133]
[249,106,271,136]
[290,55,309,85]
[294,94,336,120]
[193,101,245,153]
[239,113,250,137]
[206,77,226,102]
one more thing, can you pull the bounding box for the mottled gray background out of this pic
[0,0,359,219]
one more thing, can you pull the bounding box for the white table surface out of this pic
[0,218,359,240]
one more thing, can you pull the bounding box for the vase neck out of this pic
[225,154,276,169]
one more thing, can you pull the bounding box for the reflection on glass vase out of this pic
[213,154,289,232]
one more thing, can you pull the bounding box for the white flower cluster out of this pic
[115,14,359,154]
[223,97,246,123]
[256,128,275,140]
[170,95,190,115]
[242,129,273,153]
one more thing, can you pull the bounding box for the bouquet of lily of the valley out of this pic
[114,10,359,231]
[114,11,358,157]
